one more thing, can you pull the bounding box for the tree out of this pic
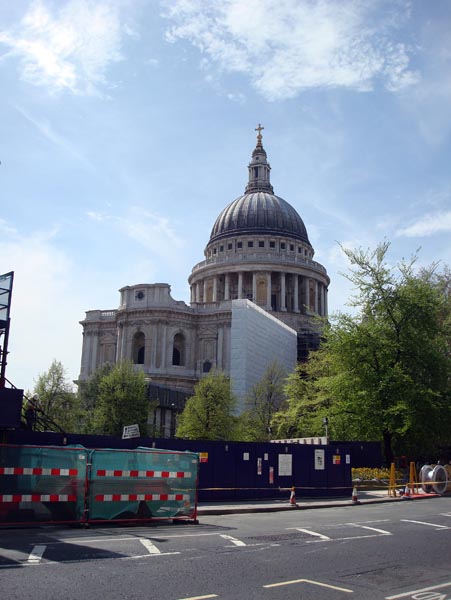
[240,361,288,441]
[77,363,113,432]
[175,372,237,440]
[32,360,80,431]
[92,361,149,437]
[272,243,451,463]
[298,243,451,463]
[271,362,326,440]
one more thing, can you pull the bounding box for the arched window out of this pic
[172,333,185,366]
[132,332,145,365]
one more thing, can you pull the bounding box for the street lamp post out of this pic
[322,417,329,440]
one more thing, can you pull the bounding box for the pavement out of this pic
[196,488,442,515]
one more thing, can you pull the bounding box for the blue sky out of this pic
[1,0,450,392]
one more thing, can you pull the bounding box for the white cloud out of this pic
[226,91,246,103]
[163,0,418,100]
[396,211,451,238]
[15,104,93,169]
[0,0,128,94]
[86,206,184,257]
[0,219,19,237]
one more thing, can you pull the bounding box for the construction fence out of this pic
[0,444,199,526]
[4,431,356,502]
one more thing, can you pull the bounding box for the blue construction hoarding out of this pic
[2,430,364,501]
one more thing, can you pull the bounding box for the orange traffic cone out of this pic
[289,486,297,506]
[402,484,412,499]
[351,486,360,504]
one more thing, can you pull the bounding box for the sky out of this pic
[1,0,450,393]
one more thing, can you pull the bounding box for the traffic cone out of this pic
[289,486,297,505]
[351,486,360,504]
[402,484,412,499]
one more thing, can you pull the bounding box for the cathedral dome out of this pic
[208,125,311,246]
[209,192,311,244]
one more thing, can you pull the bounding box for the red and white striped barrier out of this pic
[95,493,190,502]
[96,470,191,478]
[0,467,78,476]
[0,494,77,503]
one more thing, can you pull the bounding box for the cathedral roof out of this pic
[209,126,311,245]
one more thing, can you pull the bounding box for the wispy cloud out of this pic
[0,0,129,95]
[86,206,184,256]
[15,104,93,167]
[163,0,418,100]
[396,211,451,237]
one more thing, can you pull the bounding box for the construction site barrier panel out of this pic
[87,447,199,522]
[0,444,88,524]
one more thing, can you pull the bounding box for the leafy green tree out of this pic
[176,372,237,440]
[240,361,288,441]
[77,363,113,432]
[32,360,81,431]
[272,243,451,463]
[296,243,451,463]
[92,361,149,437]
[271,362,326,439]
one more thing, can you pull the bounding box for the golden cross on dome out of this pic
[255,123,264,140]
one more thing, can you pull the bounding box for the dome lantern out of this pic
[245,124,274,194]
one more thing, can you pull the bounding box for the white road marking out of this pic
[27,545,46,564]
[386,581,451,599]
[263,578,353,592]
[287,523,391,542]
[139,538,161,554]
[178,595,218,600]
[0,548,36,565]
[348,524,392,535]
[220,534,246,546]
[401,519,449,529]
[351,519,390,524]
[293,528,331,540]
[121,552,180,560]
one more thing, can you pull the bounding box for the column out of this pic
[325,287,328,317]
[217,326,223,369]
[203,279,208,303]
[224,274,230,300]
[294,274,299,312]
[151,323,158,368]
[238,272,243,299]
[213,276,218,302]
[252,272,257,302]
[315,281,319,314]
[144,326,152,368]
[280,272,287,311]
[89,332,99,374]
[195,282,200,303]
[266,272,272,310]
[161,323,167,368]
[304,277,310,312]
[116,325,123,362]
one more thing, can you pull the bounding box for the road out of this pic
[0,498,450,600]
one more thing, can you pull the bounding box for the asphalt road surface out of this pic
[0,497,450,600]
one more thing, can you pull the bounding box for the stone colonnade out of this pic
[190,271,328,316]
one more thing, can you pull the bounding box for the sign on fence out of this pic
[122,424,140,439]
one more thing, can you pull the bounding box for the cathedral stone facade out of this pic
[79,127,329,433]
